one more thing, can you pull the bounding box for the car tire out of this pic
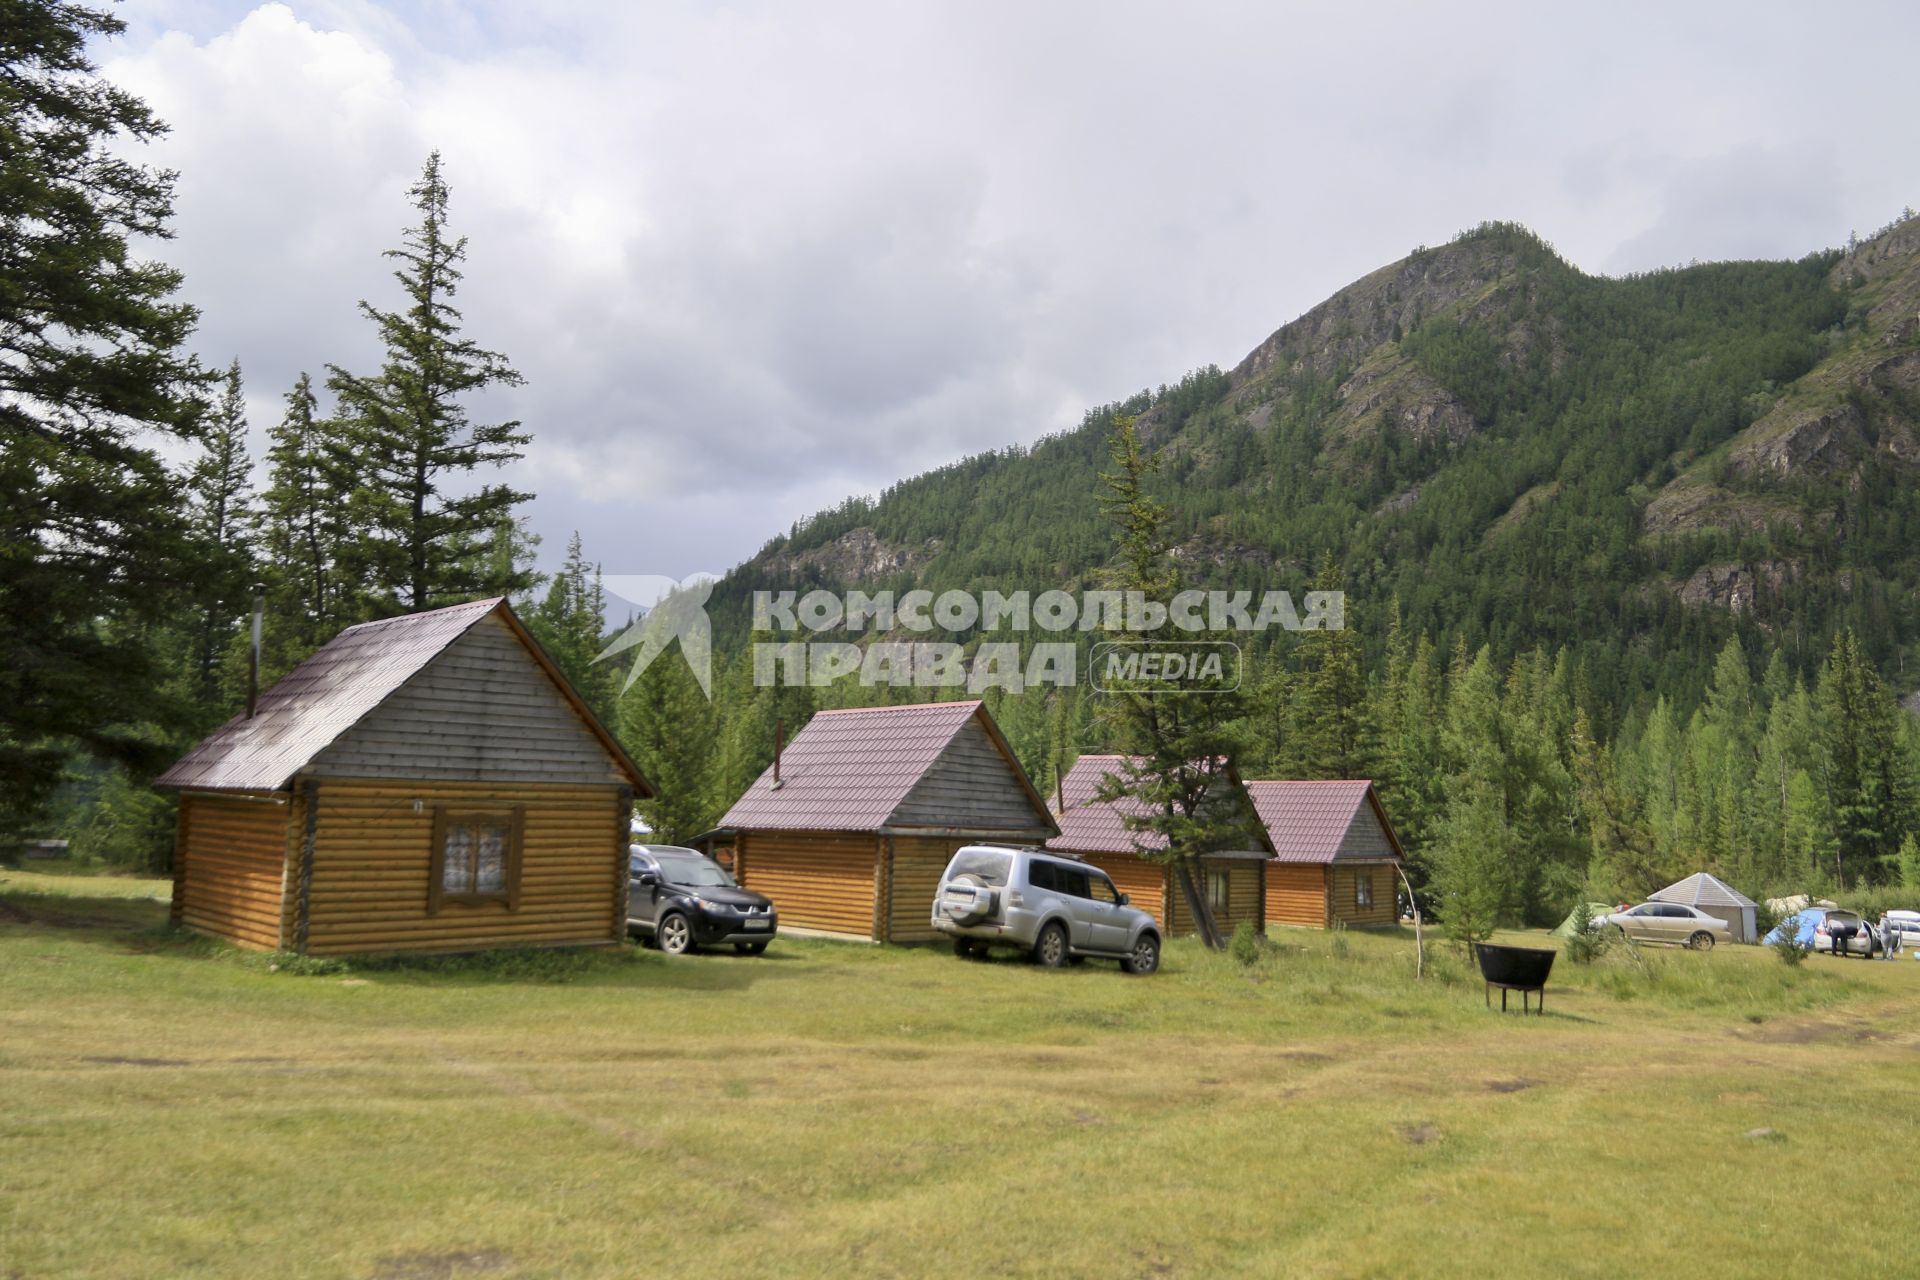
[951,937,983,960]
[1688,931,1715,951]
[1033,921,1069,969]
[1122,932,1161,976]
[658,912,695,956]
[733,941,768,956]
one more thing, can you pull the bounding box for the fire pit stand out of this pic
[1474,943,1556,1015]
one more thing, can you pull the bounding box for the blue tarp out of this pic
[1763,909,1826,946]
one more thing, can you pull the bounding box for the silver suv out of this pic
[932,844,1161,975]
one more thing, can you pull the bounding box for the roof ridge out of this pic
[1246,778,1373,786]
[812,699,982,716]
[337,596,506,633]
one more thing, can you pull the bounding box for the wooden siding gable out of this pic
[889,717,1055,834]
[1334,792,1400,862]
[310,614,626,785]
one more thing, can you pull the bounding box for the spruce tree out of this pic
[618,652,717,845]
[187,359,257,702]
[1087,415,1255,949]
[526,533,616,726]
[327,151,532,613]
[0,0,209,829]
[259,372,353,660]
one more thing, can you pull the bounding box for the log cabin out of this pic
[708,700,1057,942]
[1046,754,1274,938]
[155,598,652,956]
[1247,780,1405,929]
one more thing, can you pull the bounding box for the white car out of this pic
[1813,909,1880,957]
[1592,902,1729,949]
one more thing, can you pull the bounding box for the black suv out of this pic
[627,844,778,956]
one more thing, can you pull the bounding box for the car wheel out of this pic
[1688,931,1715,951]
[733,941,768,956]
[658,912,695,956]
[1122,932,1161,976]
[1033,922,1069,969]
[952,937,984,960]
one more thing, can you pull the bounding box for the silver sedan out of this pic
[1593,902,1730,949]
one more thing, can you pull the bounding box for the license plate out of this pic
[744,918,771,930]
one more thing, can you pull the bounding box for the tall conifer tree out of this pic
[328,152,532,613]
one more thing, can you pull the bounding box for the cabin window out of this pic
[1355,871,1374,909]
[1206,868,1230,913]
[430,807,524,912]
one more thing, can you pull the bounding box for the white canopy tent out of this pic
[1651,872,1759,943]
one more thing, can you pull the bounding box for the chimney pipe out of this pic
[246,590,264,719]
[771,718,784,789]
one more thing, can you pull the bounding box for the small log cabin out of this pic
[1047,754,1274,938]
[709,700,1057,942]
[1247,780,1405,929]
[155,598,652,956]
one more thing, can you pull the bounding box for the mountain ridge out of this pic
[706,214,1920,717]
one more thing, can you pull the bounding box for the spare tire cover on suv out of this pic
[942,874,997,923]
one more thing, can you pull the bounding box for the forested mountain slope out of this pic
[709,217,1920,726]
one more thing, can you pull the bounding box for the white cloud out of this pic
[99,0,1920,578]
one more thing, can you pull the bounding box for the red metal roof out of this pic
[155,598,648,794]
[1047,754,1274,858]
[1246,780,1399,863]
[717,700,1050,833]
[1047,755,1168,855]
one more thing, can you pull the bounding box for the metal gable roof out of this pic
[1047,754,1273,858]
[1650,872,1758,911]
[1047,755,1168,855]
[1247,779,1400,864]
[716,700,1049,833]
[155,598,649,794]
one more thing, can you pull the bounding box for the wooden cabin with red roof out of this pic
[1046,754,1274,938]
[710,700,1057,943]
[155,598,652,956]
[1246,780,1405,929]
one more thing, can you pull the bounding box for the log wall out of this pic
[173,792,293,951]
[1328,863,1398,928]
[303,778,625,956]
[735,830,880,938]
[1267,862,1330,929]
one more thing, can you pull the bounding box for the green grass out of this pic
[3,872,1918,1278]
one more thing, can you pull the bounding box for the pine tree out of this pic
[1088,414,1254,948]
[1899,832,1920,892]
[0,0,209,830]
[618,651,718,845]
[187,359,257,702]
[1431,778,1510,947]
[327,152,532,613]
[1286,557,1371,778]
[259,372,353,661]
[1815,628,1910,885]
[525,533,615,726]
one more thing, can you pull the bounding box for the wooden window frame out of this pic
[1206,866,1230,913]
[428,806,526,914]
[1355,869,1373,909]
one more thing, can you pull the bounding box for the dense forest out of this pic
[8,1,1920,933]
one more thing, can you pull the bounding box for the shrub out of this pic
[1562,900,1609,965]
[1770,914,1812,966]
[1228,920,1263,968]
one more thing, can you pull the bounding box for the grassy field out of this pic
[3,868,1917,1279]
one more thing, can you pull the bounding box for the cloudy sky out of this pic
[102,0,1920,591]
